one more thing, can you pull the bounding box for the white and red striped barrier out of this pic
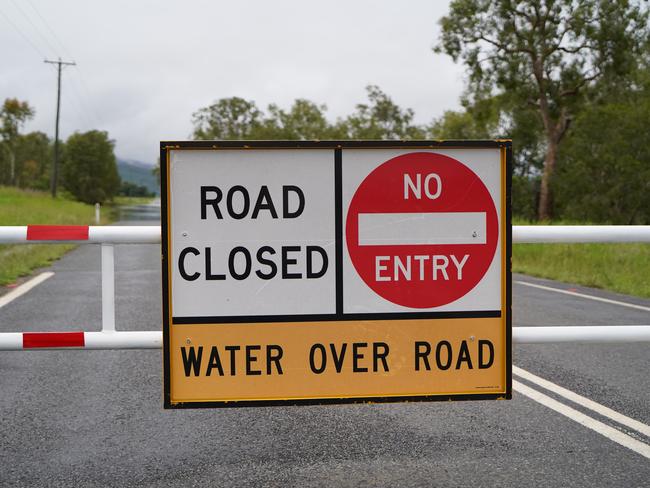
[0,225,159,244]
[1,327,649,351]
[0,331,161,350]
[2,224,650,244]
[1,224,650,350]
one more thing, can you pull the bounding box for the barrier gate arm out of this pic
[0,224,650,350]
[4,224,649,244]
[0,331,162,350]
[1,327,650,351]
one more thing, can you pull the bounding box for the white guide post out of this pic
[101,243,116,332]
[95,203,100,225]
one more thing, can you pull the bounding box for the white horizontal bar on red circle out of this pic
[358,212,487,246]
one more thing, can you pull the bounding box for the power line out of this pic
[24,0,73,60]
[8,0,58,58]
[71,67,103,127]
[0,6,47,59]
[2,2,100,131]
[66,68,102,127]
[3,3,102,137]
[17,1,103,128]
[62,83,93,129]
[45,58,76,198]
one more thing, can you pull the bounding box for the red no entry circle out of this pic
[346,152,498,308]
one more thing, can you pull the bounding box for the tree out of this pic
[152,157,160,186]
[118,180,155,198]
[190,87,426,142]
[14,131,52,190]
[429,94,544,220]
[191,97,343,140]
[256,99,345,139]
[428,95,502,139]
[554,68,650,223]
[436,0,648,219]
[0,98,35,185]
[342,85,425,139]
[192,97,262,139]
[61,130,120,204]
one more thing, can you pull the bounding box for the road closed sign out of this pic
[161,141,512,408]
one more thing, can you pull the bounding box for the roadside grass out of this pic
[513,220,650,298]
[0,186,111,286]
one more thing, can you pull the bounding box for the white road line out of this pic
[0,272,55,309]
[515,280,650,312]
[514,366,650,437]
[513,380,650,459]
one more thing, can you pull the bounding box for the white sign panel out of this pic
[169,149,335,317]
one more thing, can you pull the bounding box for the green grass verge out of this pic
[0,186,112,286]
[0,243,75,285]
[513,242,650,298]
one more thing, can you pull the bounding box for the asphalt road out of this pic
[0,205,648,487]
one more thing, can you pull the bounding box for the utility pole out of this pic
[44,58,75,198]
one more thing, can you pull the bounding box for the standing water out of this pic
[113,198,161,224]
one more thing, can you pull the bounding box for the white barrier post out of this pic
[94,203,100,225]
[101,243,115,332]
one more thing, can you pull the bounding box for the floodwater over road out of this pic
[113,198,161,223]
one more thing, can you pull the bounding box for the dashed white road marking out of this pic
[514,366,650,437]
[0,272,54,310]
[514,380,650,459]
[515,280,650,312]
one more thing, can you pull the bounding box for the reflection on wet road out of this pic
[114,198,160,223]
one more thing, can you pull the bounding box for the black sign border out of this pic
[161,140,512,409]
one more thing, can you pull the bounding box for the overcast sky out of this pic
[1,0,465,164]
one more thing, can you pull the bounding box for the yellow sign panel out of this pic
[161,141,512,408]
[169,318,506,404]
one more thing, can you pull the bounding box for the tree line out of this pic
[190,0,650,223]
[191,85,425,141]
[6,0,648,221]
[435,0,650,223]
[0,99,153,203]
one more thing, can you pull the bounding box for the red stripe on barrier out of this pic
[26,225,89,241]
[23,332,85,348]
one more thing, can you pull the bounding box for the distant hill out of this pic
[117,158,159,195]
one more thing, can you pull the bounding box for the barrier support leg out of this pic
[101,243,115,332]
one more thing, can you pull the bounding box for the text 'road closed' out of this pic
[176,184,329,283]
